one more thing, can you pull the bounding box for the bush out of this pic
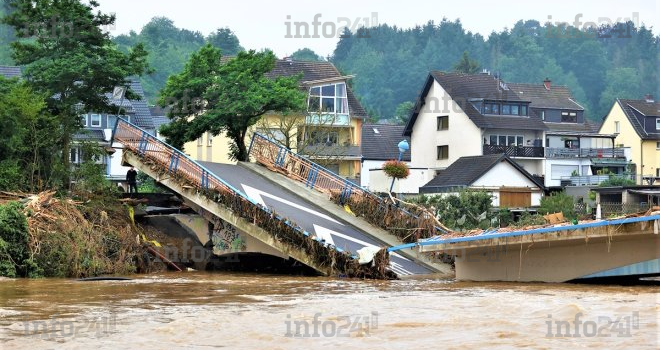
[538,191,576,219]
[599,175,636,187]
[0,202,40,277]
[411,190,494,230]
[382,160,410,179]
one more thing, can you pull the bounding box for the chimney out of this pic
[644,94,654,103]
[543,78,552,91]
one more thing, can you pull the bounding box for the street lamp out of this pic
[389,139,410,192]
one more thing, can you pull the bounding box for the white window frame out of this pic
[207,133,213,147]
[615,121,620,133]
[70,147,79,164]
[80,114,88,127]
[307,83,349,115]
[197,137,203,146]
[90,113,101,127]
[489,134,524,147]
[656,118,660,130]
[656,141,660,150]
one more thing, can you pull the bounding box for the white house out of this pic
[419,154,545,207]
[403,71,630,190]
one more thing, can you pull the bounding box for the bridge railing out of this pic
[248,133,446,238]
[111,119,352,255]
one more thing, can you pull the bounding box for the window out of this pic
[656,141,660,150]
[539,110,545,120]
[615,121,620,133]
[489,134,524,146]
[521,105,527,116]
[307,83,348,114]
[197,137,203,146]
[308,131,338,145]
[437,145,449,160]
[207,133,213,146]
[436,116,448,130]
[70,148,79,164]
[107,115,118,129]
[80,114,88,127]
[561,111,577,123]
[551,164,579,180]
[656,118,660,130]
[90,114,101,127]
[501,104,510,115]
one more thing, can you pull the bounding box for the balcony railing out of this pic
[483,144,544,158]
[560,174,636,187]
[546,147,625,159]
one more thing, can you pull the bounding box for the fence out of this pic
[482,144,544,158]
[545,147,625,159]
[248,133,446,238]
[598,202,651,217]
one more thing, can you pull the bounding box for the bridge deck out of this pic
[200,162,431,276]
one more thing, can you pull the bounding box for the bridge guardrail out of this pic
[248,133,446,237]
[111,119,353,256]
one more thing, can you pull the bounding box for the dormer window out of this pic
[308,83,349,114]
[561,111,577,123]
[482,102,528,116]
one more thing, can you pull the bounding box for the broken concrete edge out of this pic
[123,151,395,279]
[238,161,453,275]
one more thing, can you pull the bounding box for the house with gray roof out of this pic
[360,124,417,191]
[1,65,154,182]
[403,71,629,190]
[420,153,545,207]
[599,96,660,184]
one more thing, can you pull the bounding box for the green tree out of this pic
[160,46,306,160]
[3,0,150,186]
[538,192,575,219]
[0,76,58,191]
[291,48,323,61]
[394,101,414,125]
[207,27,243,55]
[452,51,481,74]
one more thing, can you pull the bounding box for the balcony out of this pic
[560,174,636,187]
[483,144,544,158]
[546,147,625,159]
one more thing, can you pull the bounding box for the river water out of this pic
[0,272,657,349]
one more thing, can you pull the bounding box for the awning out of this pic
[628,189,660,196]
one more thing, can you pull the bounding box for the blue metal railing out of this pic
[248,133,447,235]
[112,119,352,256]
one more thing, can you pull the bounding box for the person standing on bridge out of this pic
[126,166,138,194]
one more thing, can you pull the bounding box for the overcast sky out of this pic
[97,0,658,57]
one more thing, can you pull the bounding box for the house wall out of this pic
[544,159,594,188]
[472,161,539,189]
[410,81,482,169]
[599,102,659,180]
[184,113,363,179]
[365,165,433,194]
[534,108,584,123]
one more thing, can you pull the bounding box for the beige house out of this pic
[599,97,660,183]
[184,58,367,181]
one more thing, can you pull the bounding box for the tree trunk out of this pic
[236,129,248,161]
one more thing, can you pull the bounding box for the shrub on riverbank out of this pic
[0,192,144,278]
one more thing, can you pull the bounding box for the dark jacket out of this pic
[126,169,138,183]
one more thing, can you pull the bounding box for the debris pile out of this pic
[0,191,147,278]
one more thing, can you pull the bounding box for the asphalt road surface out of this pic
[199,162,432,276]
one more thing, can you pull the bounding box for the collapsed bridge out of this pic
[112,119,448,278]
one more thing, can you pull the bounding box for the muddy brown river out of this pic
[0,272,658,349]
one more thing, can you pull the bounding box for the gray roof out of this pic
[221,57,368,118]
[0,66,21,79]
[614,99,660,140]
[0,66,154,130]
[420,153,544,193]
[545,121,602,134]
[405,72,547,136]
[508,82,584,110]
[361,124,410,161]
[152,116,170,131]
[73,129,106,142]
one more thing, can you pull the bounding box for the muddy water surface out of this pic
[0,273,658,349]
